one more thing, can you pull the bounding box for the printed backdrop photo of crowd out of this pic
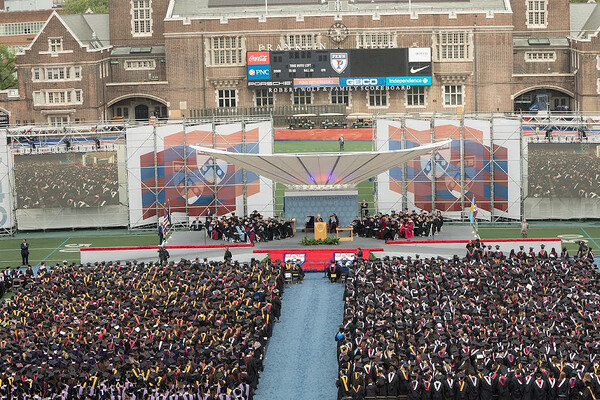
[376,118,521,221]
[13,148,129,230]
[524,142,600,219]
[126,120,274,228]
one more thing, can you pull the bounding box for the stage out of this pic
[79,224,564,268]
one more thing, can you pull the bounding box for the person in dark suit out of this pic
[20,239,29,266]
[224,247,232,262]
[158,224,164,245]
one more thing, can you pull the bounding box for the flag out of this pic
[162,204,171,233]
[468,196,478,223]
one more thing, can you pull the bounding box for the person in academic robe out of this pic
[532,372,548,400]
[480,372,494,400]
[556,372,569,400]
[386,366,400,397]
[455,374,468,400]
[407,375,422,400]
[538,244,549,259]
[337,370,352,400]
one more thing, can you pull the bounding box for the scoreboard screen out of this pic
[247,47,432,88]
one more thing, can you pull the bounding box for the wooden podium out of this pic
[314,222,327,240]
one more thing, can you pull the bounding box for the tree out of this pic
[60,0,109,14]
[0,45,17,90]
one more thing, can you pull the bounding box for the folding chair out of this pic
[284,272,292,285]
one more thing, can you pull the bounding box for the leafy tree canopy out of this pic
[60,0,109,14]
[0,45,17,90]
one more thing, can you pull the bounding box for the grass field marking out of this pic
[39,237,71,266]
[0,247,69,252]
[581,227,600,251]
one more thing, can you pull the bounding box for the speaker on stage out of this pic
[314,222,327,240]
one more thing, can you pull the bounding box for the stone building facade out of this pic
[1,0,597,125]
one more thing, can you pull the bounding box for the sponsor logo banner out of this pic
[248,65,271,80]
[340,77,386,87]
[247,80,293,87]
[293,77,340,88]
[247,51,270,65]
[408,47,432,63]
[386,76,431,86]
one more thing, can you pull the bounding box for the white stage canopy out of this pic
[191,140,450,189]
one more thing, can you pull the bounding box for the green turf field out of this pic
[478,223,600,254]
[273,140,375,216]
[0,229,156,269]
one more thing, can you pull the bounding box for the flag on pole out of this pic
[468,196,478,223]
[162,203,171,233]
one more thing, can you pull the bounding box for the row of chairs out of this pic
[284,269,302,284]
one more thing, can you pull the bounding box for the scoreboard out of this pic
[247,48,432,88]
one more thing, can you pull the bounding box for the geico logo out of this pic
[346,79,378,85]
[248,55,268,63]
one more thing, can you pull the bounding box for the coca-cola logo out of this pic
[249,55,267,63]
[247,51,270,65]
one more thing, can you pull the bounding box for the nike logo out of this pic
[410,66,429,74]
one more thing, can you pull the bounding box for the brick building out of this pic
[0,0,596,125]
[0,9,52,53]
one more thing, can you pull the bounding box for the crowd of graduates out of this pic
[351,210,443,241]
[205,211,294,244]
[336,248,600,400]
[0,257,285,399]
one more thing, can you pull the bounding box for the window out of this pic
[255,89,274,107]
[292,89,312,105]
[217,89,237,108]
[283,34,318,50]
[368,88,388,107]
[0,22,45,37]
[131,0,152,36]
[330,88,350,106]
[33,89,84,106]
[356,32,395,49]
[124,59,156,70]
[48,38,63,53]
[435,31,472,61]
[553,98,568,110]
[207,36,244,66]
[116,107,129,118]
[527,0,547,28]
[525,51,556,62]
[32,66,82,82]
[48,115,69,126]
[443,85,463,106]
[406,86,426,107]
[597,78,600,95]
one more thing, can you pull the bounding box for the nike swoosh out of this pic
[410,66,429,74]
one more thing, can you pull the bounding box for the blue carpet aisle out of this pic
[254,273,344,400]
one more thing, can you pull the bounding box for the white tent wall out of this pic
[0,129,14,233]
